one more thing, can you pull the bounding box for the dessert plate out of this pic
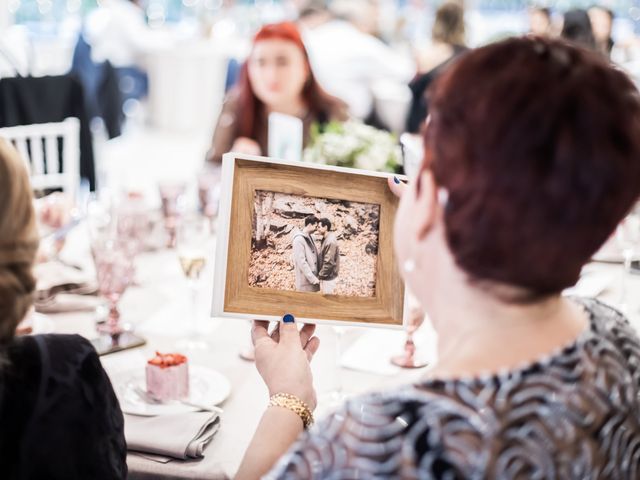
[115,365,231,416]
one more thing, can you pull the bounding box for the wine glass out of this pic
[92,235,135,337]
[176,215,211,350]
[158,181,187,248]
[316,325,349,413]
[391,307,429,368]
[239,320,256,361]
[615,212,640,312]
[197,164,222,232]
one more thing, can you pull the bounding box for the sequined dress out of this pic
[267,298,640,479]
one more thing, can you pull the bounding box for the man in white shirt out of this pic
[300,1,415,121]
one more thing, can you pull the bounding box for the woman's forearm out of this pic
[235,406,304,480]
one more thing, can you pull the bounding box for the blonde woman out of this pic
[0,139,126,479]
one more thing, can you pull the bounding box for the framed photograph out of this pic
[212,153,406,328]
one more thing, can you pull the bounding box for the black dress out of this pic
[0,334,127,479]
[406,45,468,134]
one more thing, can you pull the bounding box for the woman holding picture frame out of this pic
[205,22,348,164]
[235,37,640,479]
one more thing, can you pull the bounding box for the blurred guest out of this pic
[415,1,466,73]
[561,9,596,50]
[85,0,168,105]
[529,6,552,36]
[299,3,415,121]
[0,139,126,479]
[589,6,615,57]
[407,1,467,133]
[236,37,640,479]
[206,22,347,164]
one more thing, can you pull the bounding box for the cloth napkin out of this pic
[125,412,221,463]
[33,261,100,313]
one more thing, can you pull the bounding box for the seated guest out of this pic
[299,3,415,122]
[561,9,597,50]
[529,6,553,36]
[206,22,348,164]
[0,139,126,479]
[236,37,640,478]
[407,1,468,133]
[588,6,615,57]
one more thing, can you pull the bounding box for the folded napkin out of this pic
[33,261,99,313]
[125,412,221,463]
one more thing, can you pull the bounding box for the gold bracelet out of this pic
[268,393,314,429]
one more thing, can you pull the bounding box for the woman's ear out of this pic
[414,169,438,240]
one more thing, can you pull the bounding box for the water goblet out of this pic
[158,182,187,248]
[92,236,135,337]
[197,165,222,231]
[391,307,429,368]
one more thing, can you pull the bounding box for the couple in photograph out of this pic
[291,215,339,294]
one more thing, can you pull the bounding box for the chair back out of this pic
[0,118,80,199]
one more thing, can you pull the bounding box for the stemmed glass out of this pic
[87,196,136,337]
[197,164,222,233]
[158,182,187,248]
[92,235,135,336]
[176,215,211,350]
[391,307,429,368]
[615,212,640,312]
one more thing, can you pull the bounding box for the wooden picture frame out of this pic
[212,153,406,328]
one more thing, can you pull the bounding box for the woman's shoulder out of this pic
[30,333,99,366]
[4,333,95,369]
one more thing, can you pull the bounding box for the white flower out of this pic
[303,120,401,172]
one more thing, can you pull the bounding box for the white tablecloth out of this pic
[49,228,429,478]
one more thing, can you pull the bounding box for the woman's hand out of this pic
[232,137,262,156]
[252,317,320,410]
[388,176,408,198]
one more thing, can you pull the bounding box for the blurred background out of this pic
[1,0,640,199]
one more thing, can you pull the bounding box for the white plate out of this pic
[592,237,640,263]
[32,312,55,334]
[115,365,231,416]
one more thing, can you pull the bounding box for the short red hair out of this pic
[424,37,640,300]
[235,22,343,140]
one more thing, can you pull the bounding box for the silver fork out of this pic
[133,386,223,414]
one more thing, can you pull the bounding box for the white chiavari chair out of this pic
[0,117,80,199]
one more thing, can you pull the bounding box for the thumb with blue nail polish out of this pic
[251,312,320,410]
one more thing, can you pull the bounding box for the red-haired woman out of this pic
[235,37,640,478]
[206,22,348,163]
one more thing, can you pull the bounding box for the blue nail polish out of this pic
[283,314,295,323]
[393,176,400,184]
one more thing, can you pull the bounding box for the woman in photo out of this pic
[206,22,348,163]
[236,37,640,478]
[317,217,339,295]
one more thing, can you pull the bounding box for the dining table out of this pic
[43,220,640,479]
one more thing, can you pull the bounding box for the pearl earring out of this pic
[437,187,449,208]
[403,259,416,273]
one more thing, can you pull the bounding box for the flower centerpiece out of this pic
[303,120,402,173]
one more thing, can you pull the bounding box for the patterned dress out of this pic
[266,298,640,479]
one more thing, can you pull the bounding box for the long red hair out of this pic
[236,22,344,139]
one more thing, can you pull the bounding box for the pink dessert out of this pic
[145,352,189,401]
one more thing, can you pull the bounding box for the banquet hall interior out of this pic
[2,0,640,478]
